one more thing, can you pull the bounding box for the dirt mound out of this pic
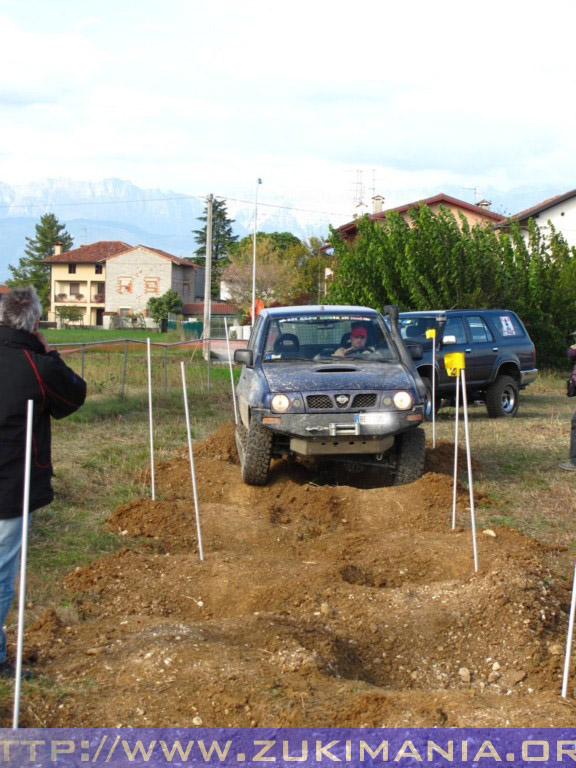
[194,422,240,464]
[21,424,576,727]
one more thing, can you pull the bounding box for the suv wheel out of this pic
[241,420,273,485]
[421,376,439,421]
[393,427,426,486]
[485,375,519,418]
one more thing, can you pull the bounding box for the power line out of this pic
[0,191,350,219]
[216,195,348,218]
[0,193,204,210]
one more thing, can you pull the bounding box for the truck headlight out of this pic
[393,391,413,410]
[271,394,290,413]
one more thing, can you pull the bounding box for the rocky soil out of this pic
[12,424,576,727]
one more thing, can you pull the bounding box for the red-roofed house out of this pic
[335,193,506,242]
[44,241,205,326]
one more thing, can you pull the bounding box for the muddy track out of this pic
[15,424,576,727]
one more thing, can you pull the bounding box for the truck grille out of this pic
[306,394,333,409]
[351,393,377,408]
[305,392,378,410]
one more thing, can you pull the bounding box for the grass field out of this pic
[433,371,576,576]
[43,328,184,344]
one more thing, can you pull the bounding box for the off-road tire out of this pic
[485,375,519,418]
[421,376,439,421]
[241,419,273,485]
[393,427,426,486]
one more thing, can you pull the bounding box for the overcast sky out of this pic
[1,0,575,223]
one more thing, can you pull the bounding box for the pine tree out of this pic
[192,197,238,297]
[7,212,73,313]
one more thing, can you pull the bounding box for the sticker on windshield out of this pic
[279,316,374,324]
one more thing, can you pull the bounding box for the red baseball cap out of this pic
[351,325,367,338]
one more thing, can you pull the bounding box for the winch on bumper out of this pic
[252,406,424,456]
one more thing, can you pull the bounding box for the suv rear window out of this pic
[495,313,524,338]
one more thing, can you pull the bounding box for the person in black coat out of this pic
[559,342,576,471]
[0,286,86,677]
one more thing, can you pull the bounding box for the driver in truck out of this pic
[334,324,368,357]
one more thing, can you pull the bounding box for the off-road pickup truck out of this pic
[233,304,426,486]
[398,309,538,418]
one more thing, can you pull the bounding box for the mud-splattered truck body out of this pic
[233,304,426,486]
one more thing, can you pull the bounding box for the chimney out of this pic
[476,199,492,210]
[372,195,385,214]
[54,242,63,256]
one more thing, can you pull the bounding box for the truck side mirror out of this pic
[406,342,423,360]
[234,349,253,366]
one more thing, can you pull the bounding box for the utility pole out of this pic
[251,178,262,327]
[203,193,213,360]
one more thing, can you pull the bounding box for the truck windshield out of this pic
[261,314,398,363]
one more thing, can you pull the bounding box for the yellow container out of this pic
[444,352,465,377]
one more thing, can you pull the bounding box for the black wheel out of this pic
[485,375,519,418]
[241,419,273,485]
[393,427,426,486]
[421,376,439,421]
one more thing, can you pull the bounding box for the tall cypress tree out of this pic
[192,197,238,297]
[7,212,73,313]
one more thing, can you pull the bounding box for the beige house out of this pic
[335,193,506,242]
[44,241,204,326]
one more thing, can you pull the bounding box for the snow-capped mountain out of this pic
[0,178,334,283]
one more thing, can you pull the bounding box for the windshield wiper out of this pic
[264,356,311,362]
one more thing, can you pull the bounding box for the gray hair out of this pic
[0,286,42,333]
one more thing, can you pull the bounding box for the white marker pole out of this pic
[451,372,460,530]
[562,562,576,698]
[147,338,156,500]
[13,399,34,729]
[224,318,238,425]
[180,362,204,561]
[431,342,436,449]
[460,369,478,573]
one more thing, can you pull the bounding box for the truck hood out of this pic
[262,361,414,392]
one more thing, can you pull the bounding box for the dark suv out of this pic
[233,305,426,486]
[398,309,538,418]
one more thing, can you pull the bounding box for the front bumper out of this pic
[253,407,424,439]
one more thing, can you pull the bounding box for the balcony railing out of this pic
[55,294,103,303]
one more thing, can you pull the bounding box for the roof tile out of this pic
[43,241,132,264]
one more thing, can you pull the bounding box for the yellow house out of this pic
[44,241,131,326]
[44,241,205,326]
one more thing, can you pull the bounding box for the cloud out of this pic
[0,0,575,212]
[0,89,56,107]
